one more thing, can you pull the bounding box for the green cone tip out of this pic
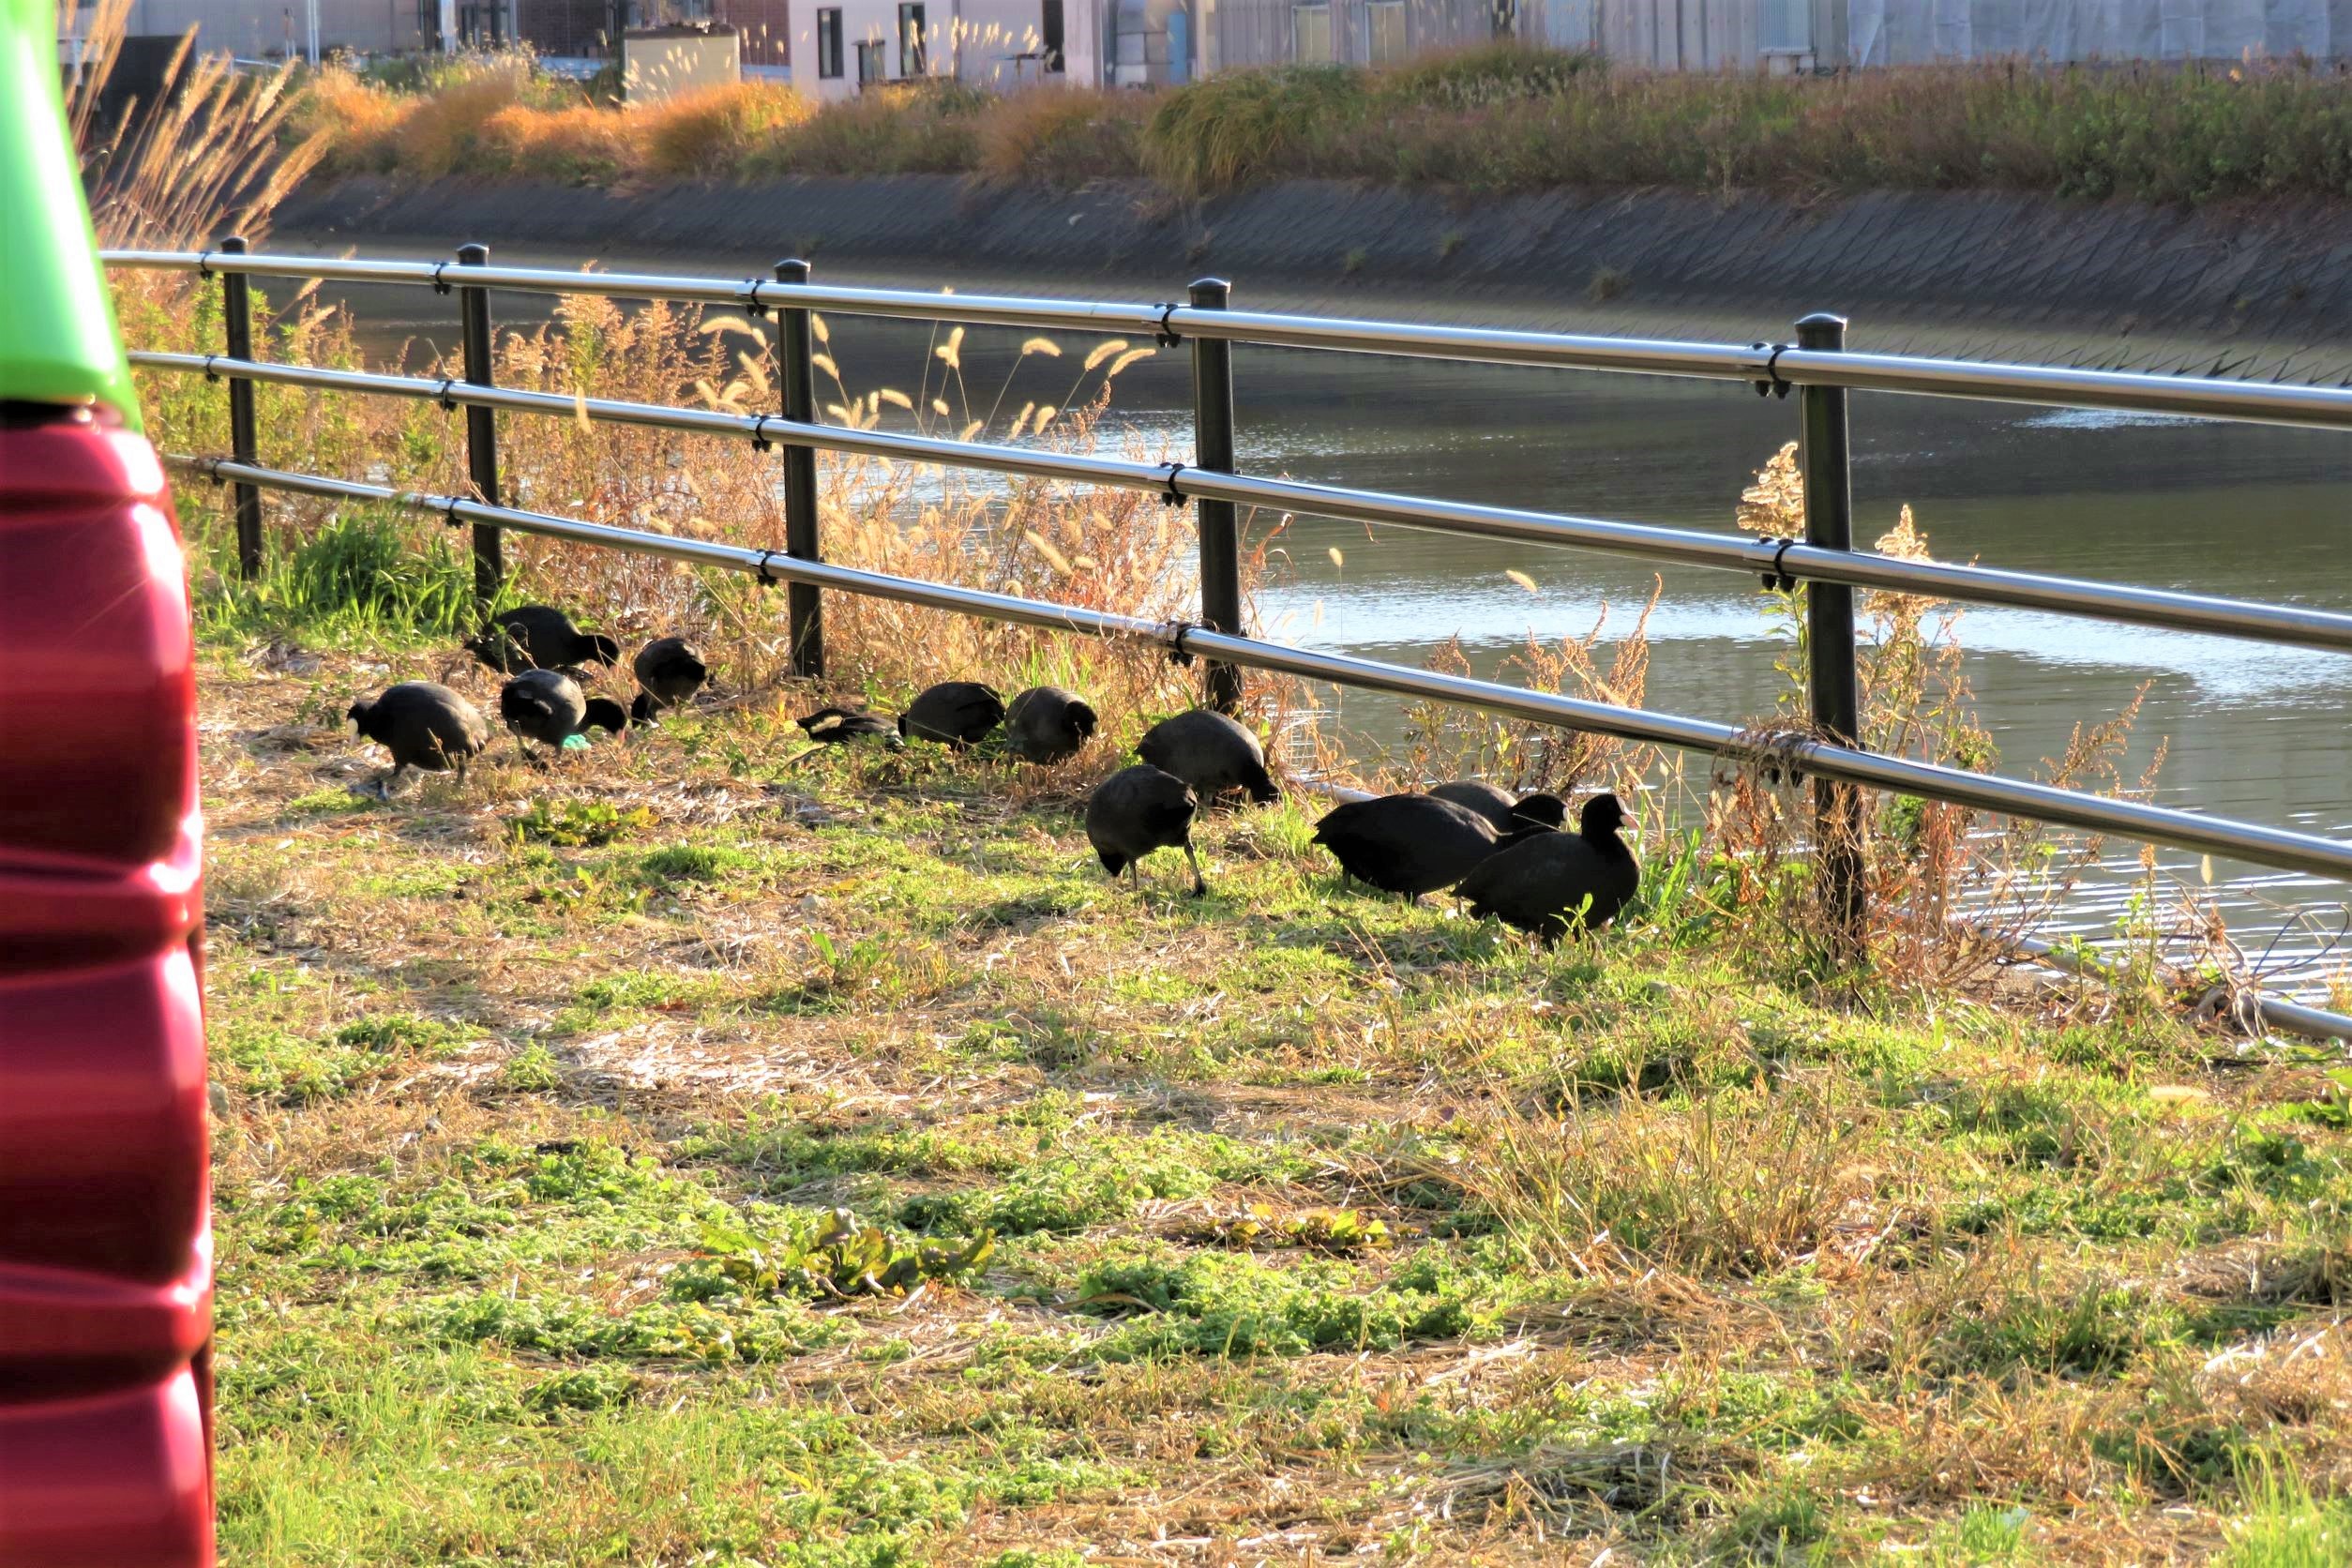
[0,0,142,426]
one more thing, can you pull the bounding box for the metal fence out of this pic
[103,240,2352,1000]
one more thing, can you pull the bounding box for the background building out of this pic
[1204,0,2352,75]
[792,0,1096,97]
[62,0,2352,89]
[61,0,434,59]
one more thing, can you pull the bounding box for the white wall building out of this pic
[791,0,1099,96]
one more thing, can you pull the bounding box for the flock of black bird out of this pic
[344,604,1640,942]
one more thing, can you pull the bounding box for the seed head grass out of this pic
[69,0,325,247]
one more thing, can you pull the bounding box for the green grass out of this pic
[196,642,2352,1563]
[297,45,2352,205]
[2222,1451,2352,1566]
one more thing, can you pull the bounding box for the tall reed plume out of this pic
[68,0,325,248]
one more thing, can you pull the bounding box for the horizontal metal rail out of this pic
[130,350,2352,656]
[105,247,2352,430]
[2002,928,2352,1046]
[173,453,2352,886]
[102,249,1173,338]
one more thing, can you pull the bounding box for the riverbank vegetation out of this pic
[293,43,2352,204]
[122,247,2352,1557]
[195,625,2352,1562]
[88,21,2352,1558]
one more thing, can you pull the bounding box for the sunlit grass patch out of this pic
[188,619,2343,1561]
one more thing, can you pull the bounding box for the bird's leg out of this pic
[1130,861,1143,894]
[1184,844,1207,898]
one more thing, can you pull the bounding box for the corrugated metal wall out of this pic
[1211,0,1496,68]
[1520,0,2352,66]
[1847,0,2344,63]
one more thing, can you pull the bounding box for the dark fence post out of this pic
[456,244,504,607]
[218,234,264,579]
[1188,277,1243,714]
[1795,310,1866,964]
[774,258,824,679]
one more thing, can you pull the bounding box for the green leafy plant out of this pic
[499,1044,564,1093]
[1194,1204,1394,1253]
[699,1209,995,1301]
[512,798,654,847]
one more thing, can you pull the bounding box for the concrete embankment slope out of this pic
[277,174,2352,378]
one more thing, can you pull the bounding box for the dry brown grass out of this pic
[974,87,1153,185]
[289,44,2352,207]
[392,60,541,176]
[1427,1072,1891,1282]
[633,81,815,177]
[476,100,631,183]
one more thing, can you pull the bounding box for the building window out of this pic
[1291,2,1330,61]
[1366,0,1405,61]
[855,35,884,81]
[897,1,927,72]
[1041,0,1063,69]
[1758,0,1809,51]
[817,7,843,75]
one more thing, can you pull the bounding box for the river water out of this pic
[281,235,2352,1002]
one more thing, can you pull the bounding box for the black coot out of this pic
[1429,780,1561,841]
[1136,709,1278,805]
[1085,765,1205,896]
[465,605,621,674]
[1455,792,1640,942]
[628,636,708,723]
[898,682,1005,748]
[1429,780,1568,834]
[1003,686,1099,764]
[1312,792,1507,900]
[797,706,900,746]
[347,682,489,793]
[499,670,629,756]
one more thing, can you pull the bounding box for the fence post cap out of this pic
[1187,277,1230,305]
[457,242,490,264]
[1794,311,1847,346]
[217,234,248,252]
[775,258,811,283]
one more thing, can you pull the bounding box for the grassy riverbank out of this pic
[133,251,2352,1557]
[199,630,2352,1563]
[295,45,2352,205]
